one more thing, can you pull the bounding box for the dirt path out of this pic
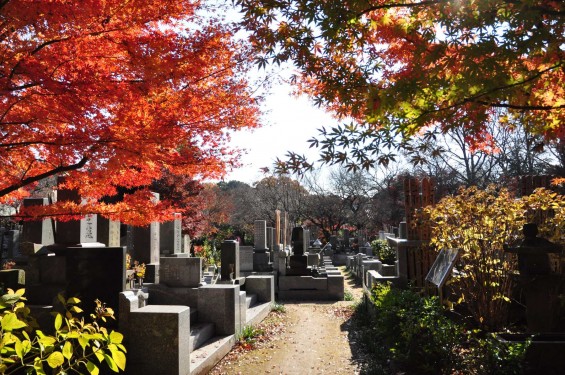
[209,267,366,375]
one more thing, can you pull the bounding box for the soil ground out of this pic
[209,266,368,375]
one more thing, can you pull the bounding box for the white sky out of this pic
[224,80,339,184]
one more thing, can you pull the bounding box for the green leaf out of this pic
[47,351,64,368]
[33,357,47,375]
[86,360,100,375]
[111,349,126,371]
[63,341,73,360]
[78,336,89,351]
[1,312,27,331]
[109,331,123,344]
[66,297,81,305]
[38,335,57,347]
[104,353,119,372]
[54,313,62,331]
[94,349,104,362]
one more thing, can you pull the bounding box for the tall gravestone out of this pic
[132,222,159,283]
[275,210,281,250]
[160,213,185,257]
[131,192,160,283]
[239,246,254,272]
[288,226,309,275]
[55,177,102,246]
[21,198,55,246]
[267,227,274,262]
[220,240,240,282]
[97,217,121,247]
[253,220,272,271]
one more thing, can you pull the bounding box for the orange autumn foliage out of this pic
[1,0,261,224]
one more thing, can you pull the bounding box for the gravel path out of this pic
[209,267,366,375]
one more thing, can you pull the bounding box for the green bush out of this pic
[370,239,396,264]
[0,289,126,374]
[355,283,529,374]
[368,283,463,374]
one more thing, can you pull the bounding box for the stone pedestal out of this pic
[287,255,309,276]
[253,252,272,272]
[128,305,190,375]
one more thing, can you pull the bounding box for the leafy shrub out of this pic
[366,283,464,374]
[422,186,523,331]
[370,239,396,264]
[0,289,126,374]
[422,186,565,331]
[355,283,530,374]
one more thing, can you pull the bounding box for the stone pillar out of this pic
[275,210,281,247]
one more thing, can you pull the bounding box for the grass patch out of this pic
[344,289,355,301]
[271,302,286,313]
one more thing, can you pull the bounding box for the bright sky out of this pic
[224,79,338,184]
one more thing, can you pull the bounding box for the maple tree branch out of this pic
[417,62,562,119]
[357,0,441,16]
[474,101,565,110]
[0,156,89,198]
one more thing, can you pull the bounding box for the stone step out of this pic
[189,322,215,352]
[190,334,236,375]
[246,300,272,327]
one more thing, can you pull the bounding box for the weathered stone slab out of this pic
[160,257,202,288]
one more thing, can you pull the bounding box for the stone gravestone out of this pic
[65,246,126,315]
[132,221,160,283]
[253,220,271,271]
[55,177,103,246]
[254,220,268,251]
[239,246,254,272]
[21,198,55,247]
[2,230,20,261]
[160,257,202,287]
[182,234,191,254]
[97,217,120,247]
[160,213,185,257]
[220,240,240,282]
[288,226,309,276]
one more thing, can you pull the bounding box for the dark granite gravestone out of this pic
[220,240,239,282]
[65,246,126,313]
[21,198,55,246]
[132,222,160,283]
[160,213,183,256]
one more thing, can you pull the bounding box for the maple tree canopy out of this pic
[1,0,260,224]
[238,0,564,173]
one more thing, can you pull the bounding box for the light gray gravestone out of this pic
[254,220,268,252]
[97,217,121,247]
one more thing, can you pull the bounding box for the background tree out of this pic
[238,0,564,174]
[1,0,261,224]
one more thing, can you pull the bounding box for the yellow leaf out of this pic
[63,341,73,360]
[47,351,64,368]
